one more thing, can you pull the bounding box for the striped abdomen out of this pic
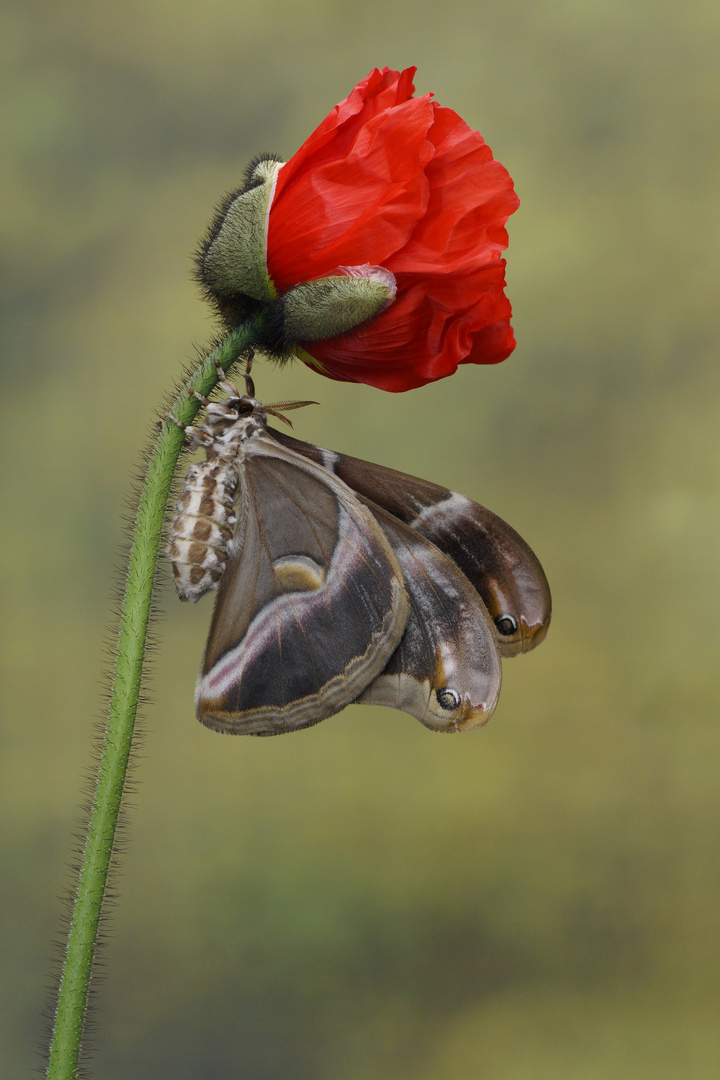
[167,459,239,602]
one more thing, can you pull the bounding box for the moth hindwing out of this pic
[355,501,502,732]
[168,392,409,735]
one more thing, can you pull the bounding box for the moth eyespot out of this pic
[495,614,518,637]
[436,688,460,711]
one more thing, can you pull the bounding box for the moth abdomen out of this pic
[167,459,240,603]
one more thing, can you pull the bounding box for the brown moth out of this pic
[167,371,548,735]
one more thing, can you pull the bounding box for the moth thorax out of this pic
[167,459,240,603]
[203,400,266,445]
[200,400,242,434]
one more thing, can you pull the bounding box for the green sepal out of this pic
[202,158,282,302]
[280,268,397,342]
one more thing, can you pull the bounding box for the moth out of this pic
[167,369,551,736]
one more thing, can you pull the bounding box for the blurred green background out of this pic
[2,1,719,1076]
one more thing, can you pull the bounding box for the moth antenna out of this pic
[263,407,294,428]
[261,399,319,427]
[264,399,319,412]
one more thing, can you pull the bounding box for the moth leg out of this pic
[164,410,214,450]
[244,350,256,398]
[214,365,240,400]
[165,411,189,433]
[211,353,254,401]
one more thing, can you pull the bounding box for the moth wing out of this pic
[196,433,408,735]
[267,428,551,658]
[355,503,501,731]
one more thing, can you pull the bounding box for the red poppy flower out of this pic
[266,66,520,392]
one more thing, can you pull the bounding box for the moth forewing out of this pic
[195,430,409,735]
[407,492,551,658]
[266,427,551,657]
[355,503,502,731]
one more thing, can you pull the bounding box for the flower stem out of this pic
[46,321,261,1080]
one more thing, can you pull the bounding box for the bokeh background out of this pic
[3,1,719,1077]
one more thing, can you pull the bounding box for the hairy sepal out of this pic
[265,265,397,351]
[197,156,283,304]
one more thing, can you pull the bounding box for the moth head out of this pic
[199,396,265,446]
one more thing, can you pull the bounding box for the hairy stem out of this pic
[46,321,261,1080]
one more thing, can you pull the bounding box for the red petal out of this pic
[268,94,435,289]
[277,68,418,188]
[260,67,519,390]
[389,104,520,275]
[300,260,514,391]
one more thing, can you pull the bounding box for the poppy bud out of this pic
[196,68,520,390]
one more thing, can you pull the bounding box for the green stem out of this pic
[46,320,262,1080]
